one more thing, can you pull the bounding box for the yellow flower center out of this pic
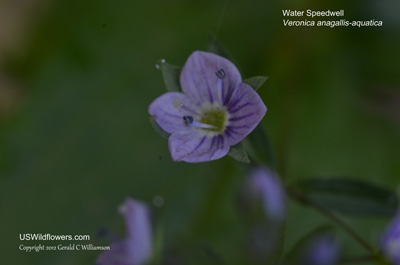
[200,108,227,132]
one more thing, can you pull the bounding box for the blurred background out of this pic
[0,0,399,264]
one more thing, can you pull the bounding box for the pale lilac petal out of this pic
[120,198,153,265]
[225,83,267,145]
[148,92,199,133]
[168,131,230,162]
[96,198,153,265]
[381,210,400,265]
[180,51,242,106]
[248,167,286,221]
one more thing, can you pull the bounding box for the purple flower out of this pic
[149,51,267,163]
[97,198,153,265]
[303,235,341,265]
[381,210,400,265]
[247,167,286,221]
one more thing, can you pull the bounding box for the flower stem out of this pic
[287,186,375,253]
[276,222,286,265]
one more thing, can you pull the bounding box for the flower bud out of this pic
[97,198,153,265]
[381,210,400,265]
[246,167,286,221]
[302,235,341,265]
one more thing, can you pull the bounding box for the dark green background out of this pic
[1,0,399,264]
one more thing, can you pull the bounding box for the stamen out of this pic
[183,115,193,125]
[183,116,217,130]
[215,69,226,79]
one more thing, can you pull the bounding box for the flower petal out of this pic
[120,198,153,265]
[180,51,242,106]
[148,92,200,133]
[168,131,229,162]
[225,83,267,145]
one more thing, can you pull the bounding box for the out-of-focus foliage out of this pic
[295,177,399,217]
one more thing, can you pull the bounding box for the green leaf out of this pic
[295,177,399,217]
[157,59,181,92]
[228,143,250,164]
[149,116,170,140]
[242,124,275,168]
[243,76,268,91]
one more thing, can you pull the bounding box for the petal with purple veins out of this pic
[180,51,242,106]
[148,92,200,134]
[225,83,267,145]
[168,131,230,162]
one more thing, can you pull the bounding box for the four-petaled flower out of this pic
[381,210,400,265]
[97,198,153,265]
[149,51,267,163]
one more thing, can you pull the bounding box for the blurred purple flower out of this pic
[303,235,341,265]
[247,167,286,221]
[149,51,267,163]
[97,198,153,265]
[381,210,400,265]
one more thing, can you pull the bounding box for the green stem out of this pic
[287,186,375,253]
[276,222,286,265]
